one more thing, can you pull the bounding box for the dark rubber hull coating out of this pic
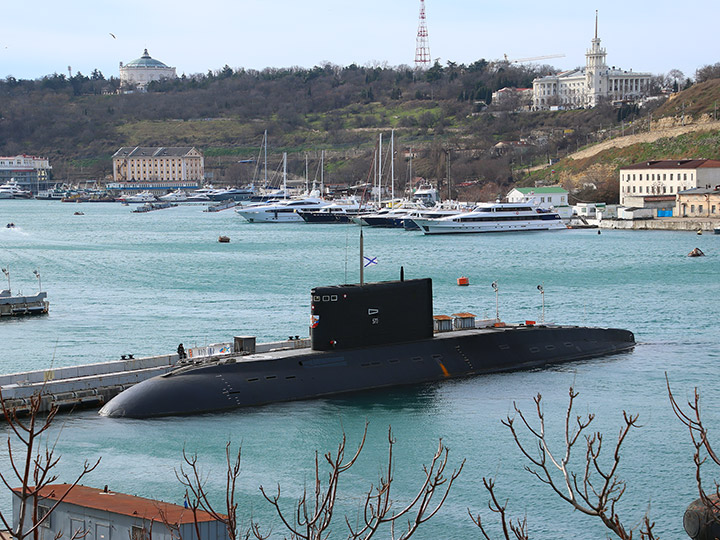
[100,325,634,418]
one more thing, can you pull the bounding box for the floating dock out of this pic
[0,291,49,317]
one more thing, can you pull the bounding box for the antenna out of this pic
[1,267,9,292]
[491,281,499,321]
[537,284,545,323]
[414,0,431,69]
[33,269,42,293]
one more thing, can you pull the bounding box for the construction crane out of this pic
[503,53,565,64]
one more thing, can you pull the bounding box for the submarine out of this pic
[99,272,635,419]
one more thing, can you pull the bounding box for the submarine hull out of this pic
[100,325,635,418]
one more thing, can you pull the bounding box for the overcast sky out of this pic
[1,0,714,81]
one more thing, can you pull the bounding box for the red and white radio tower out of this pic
[414,0,431,69]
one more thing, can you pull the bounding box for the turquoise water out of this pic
[1,200,720,538]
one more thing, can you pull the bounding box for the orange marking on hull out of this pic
[438,361,450,377]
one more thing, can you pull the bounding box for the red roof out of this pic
[12,485,224,524]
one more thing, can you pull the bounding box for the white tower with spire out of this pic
[585,10,607,107]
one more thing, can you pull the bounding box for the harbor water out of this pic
[1,200,720,538]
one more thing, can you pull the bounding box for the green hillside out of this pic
[2,63,720,202]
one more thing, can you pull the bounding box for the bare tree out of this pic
[175,442,254,540]
[0,389,101,540]
[258,422,463,540]
[667,374,720,538]
[486,387,657,540]
[469,477,528,540]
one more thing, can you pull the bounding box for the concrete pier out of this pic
[0,337,311,416]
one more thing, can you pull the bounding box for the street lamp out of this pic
[537,284,545,323]
[491,281,499,321]
[33,269,42,292]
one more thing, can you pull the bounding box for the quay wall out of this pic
[598,218,719,231]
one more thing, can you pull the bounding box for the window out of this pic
[639,186,643,193]
[691,205,695,212]
[670,173,674,180]
[699,205,704,213]
[37,505,51,528]
[131,527,148,540]
[712,205,716,214]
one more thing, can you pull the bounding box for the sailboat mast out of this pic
[283,152,287,198]
[378,133,382,206]
[321,150,324,196]
[305,153,309,193]
[263,130,268,187]
[390,129,395,202]
[360,229,364,286]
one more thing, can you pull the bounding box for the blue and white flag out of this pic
[364,256,378,268]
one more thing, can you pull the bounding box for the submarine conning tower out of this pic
[310,278,433,351]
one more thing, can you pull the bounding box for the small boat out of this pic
[688,247,705,257]
[205,200,237,212]
[218,235,231,243]
[715,227,720,235]
[132,201,177,213]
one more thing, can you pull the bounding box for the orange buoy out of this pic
[457,276,469,286]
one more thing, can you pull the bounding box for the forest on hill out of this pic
[2,59,718,202]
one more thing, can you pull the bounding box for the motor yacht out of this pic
[412,202,568,234]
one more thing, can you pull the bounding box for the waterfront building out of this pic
[532,14,652,110]
[109,147,203,191]
[619,159,720,208]
[0,154,52,195]
[12,484,226,540]
[676,187,720,218]
[119,49,176,92]
[506,186,568,209]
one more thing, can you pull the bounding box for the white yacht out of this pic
[352,201,425,228]
[118,191,157,204]
[235,197,328,223]
[0,180,32,199]
[297,198,369,223]
[159,189,188,202]
[412,202,567,235]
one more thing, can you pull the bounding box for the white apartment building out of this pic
[532,14,652,110]
[619,159,720,207]
[506,186,568,209]
[119,49,176,91]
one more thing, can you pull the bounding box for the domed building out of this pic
[119,49,176,91]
